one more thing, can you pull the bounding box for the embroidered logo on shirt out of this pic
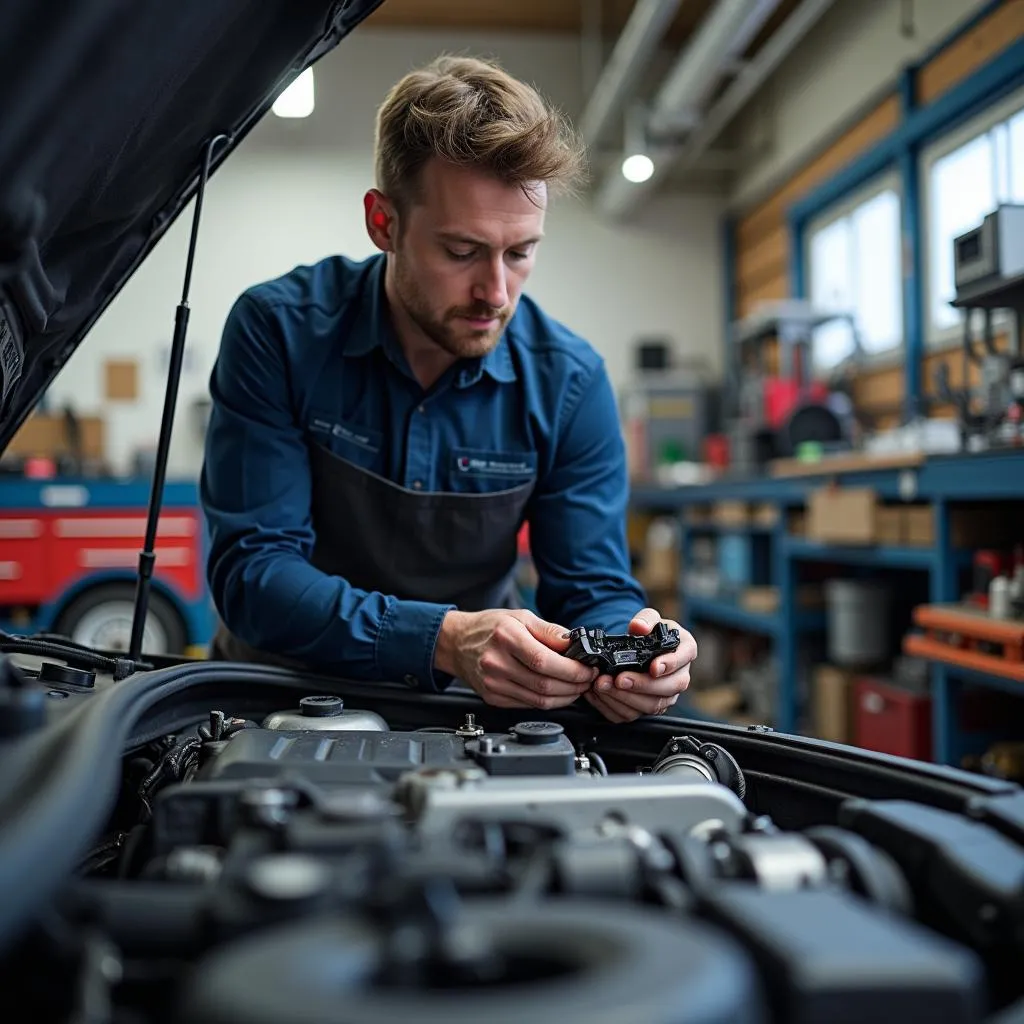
[309,416,381,453]
[452,448,537,478]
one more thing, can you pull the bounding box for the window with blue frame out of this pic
[804,177,904,374]
[922,85,1024,341]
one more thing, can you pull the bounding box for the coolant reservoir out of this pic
[262,695,388,732]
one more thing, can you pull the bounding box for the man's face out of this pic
[387,159,546,359]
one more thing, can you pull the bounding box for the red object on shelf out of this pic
[853,677,933,762]
[972,549,1010,610]
[703,434,729,469]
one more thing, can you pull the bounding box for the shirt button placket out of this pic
[406,400,432,491]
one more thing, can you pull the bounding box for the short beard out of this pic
[393,257,510,359]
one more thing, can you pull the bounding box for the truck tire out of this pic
[54,582,188,656]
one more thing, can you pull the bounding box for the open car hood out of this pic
[0,0,384,453]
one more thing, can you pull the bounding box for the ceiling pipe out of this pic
[578,0,686,148]
[648,0,781,137]
[596,0,839,218]
[675,0,838,170]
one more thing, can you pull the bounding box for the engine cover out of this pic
[194,719,578,786]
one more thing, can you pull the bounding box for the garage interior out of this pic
[2,0,1023,783]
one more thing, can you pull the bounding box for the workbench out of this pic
[630,447,1024,766]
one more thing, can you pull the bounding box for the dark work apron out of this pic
[209,440,534,679]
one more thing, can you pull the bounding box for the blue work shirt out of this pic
[200,252,647,689]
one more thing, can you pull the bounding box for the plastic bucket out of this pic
[825,579,891,667]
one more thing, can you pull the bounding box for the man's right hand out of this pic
[434,609,597,710]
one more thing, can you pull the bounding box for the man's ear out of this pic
[364,189,393,252]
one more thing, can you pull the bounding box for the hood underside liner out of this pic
[0,0,384,451]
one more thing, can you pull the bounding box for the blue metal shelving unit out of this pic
[634,449,1024,764]
[783,537,939,569]
[683,593,778,636]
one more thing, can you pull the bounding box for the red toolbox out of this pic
[853,677,933,762]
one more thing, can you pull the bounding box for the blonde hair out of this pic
[374,55,587,211]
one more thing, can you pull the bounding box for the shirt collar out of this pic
[455,332,517,388]
[344,254,517,386]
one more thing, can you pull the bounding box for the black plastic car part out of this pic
[173,899,764,1024]
[565,622,681,676]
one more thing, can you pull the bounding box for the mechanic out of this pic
[199,54,697,723]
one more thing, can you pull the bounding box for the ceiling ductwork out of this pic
[590,0,840,218]
[647,0,780,137]
[578,0,686,149]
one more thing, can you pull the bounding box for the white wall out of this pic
[726,0,987,213]
[47,28,723,478]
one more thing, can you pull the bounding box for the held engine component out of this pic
[564,621,681,676]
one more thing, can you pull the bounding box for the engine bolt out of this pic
[240,786,298,828]
[456,713,485,738]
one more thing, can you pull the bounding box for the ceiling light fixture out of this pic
[272,67,315,119]
[620,102,655,183]
[622,153,655,183]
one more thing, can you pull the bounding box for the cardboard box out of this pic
[751,503,779,528]
[689,684,743,718]
[787,508,807,537]
[713,500,749,527]
[807,488,878,545]
[903,505,934,546]
[898,504,1014,549]
[812,664,856,744]
[875,506,903,545]
[634,518,680,591]
[5,412,105,460]
[741,586,779,614]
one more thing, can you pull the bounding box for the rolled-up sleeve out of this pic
[199,293,453,689]
[526,360,648,634]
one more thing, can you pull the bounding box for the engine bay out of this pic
[1,655,1023,1024]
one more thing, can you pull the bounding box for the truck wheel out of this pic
[54,583,188,656]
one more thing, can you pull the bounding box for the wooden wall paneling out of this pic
[735,94,899,253]
[916,0,1024,105]
[782,94,901,204]
[737,272,788,318]
[737,223,790,295]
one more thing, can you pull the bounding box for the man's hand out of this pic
[435,608,597,710]
[584,607,697,723]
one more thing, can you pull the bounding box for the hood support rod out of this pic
[128,133,229,664]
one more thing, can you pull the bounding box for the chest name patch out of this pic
[310,417,380,452]
[452,449,536,478]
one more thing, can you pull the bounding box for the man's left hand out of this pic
[584,607,697,723]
